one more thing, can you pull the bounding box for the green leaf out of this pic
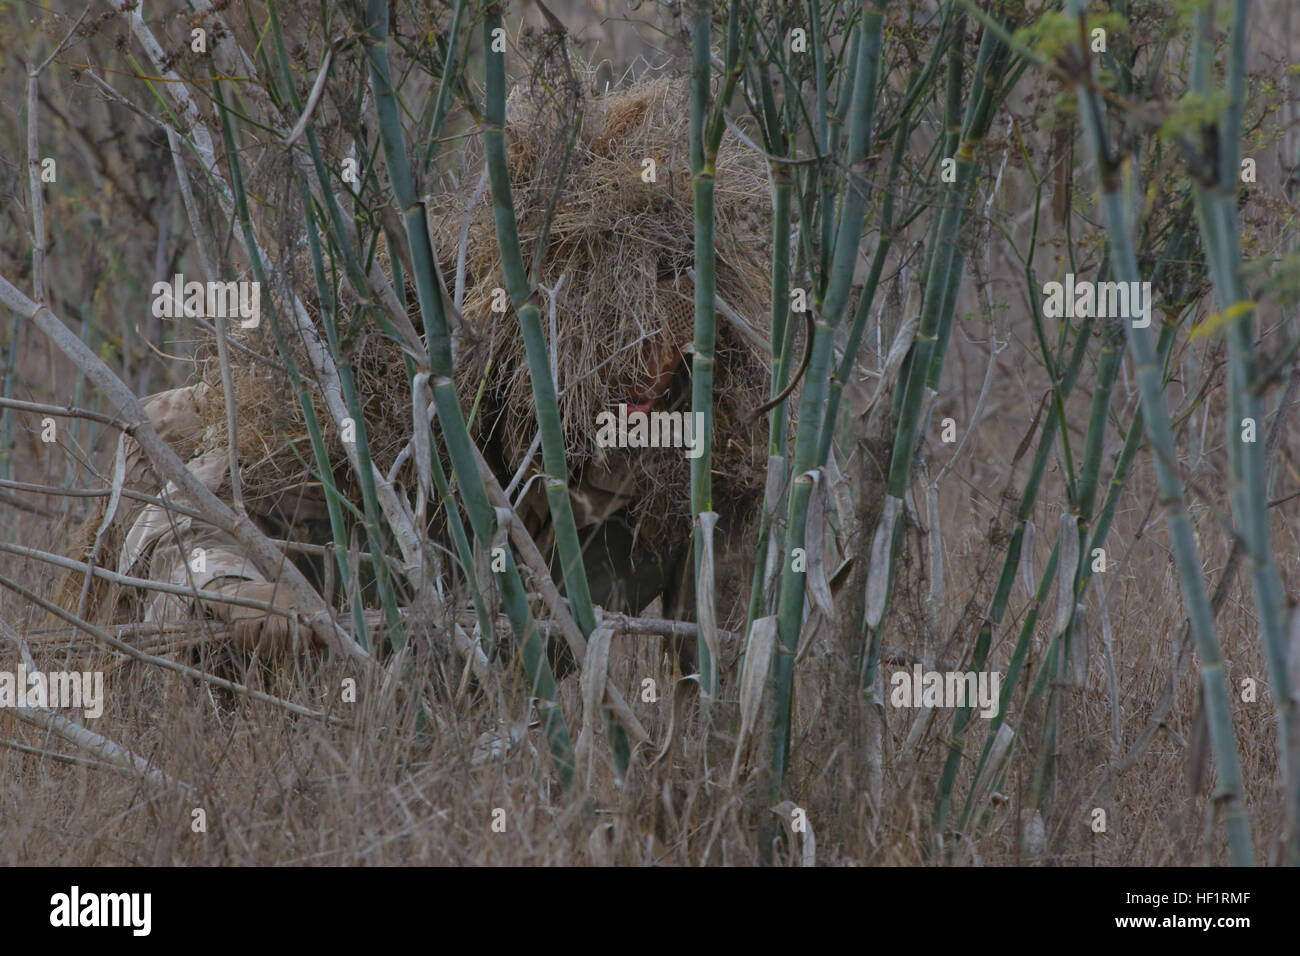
[1188,299,1256,341]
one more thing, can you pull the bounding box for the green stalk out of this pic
[931,277,1095,843]
[888,23,1013,501]
[1032,201,1202,808]
[877,30,1018,838]
[1068,0,1252,864]
[271,0,497,653]
[764,4,886,846]
[987,314,1178,833]
[480,8,596,639]
[811,0,833,282]
[816,88,912,462]
[742,46,806,640]
[213,75,403,649]
[744,160,793,637]
[299,184,372,649]
[924,59,1030,393]
[689,0,751,700]
[362,0,575,786]
[688,1,716,700]
[1027,252,1118,807]
[1188,0,1294,862]
[480,7,629,772]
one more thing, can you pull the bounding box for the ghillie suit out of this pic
[54,76,774,672]
[438,76,774,668]
[53,382,322,653]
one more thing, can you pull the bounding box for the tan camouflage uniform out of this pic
[71,382,318,653]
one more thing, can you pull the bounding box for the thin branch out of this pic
[473,446,651,748]
[0,395,136,432]
[0,572,341,722]
[0,539,303,618]
[34,5,91,75]
[167,124,244,514]
[26,65,48,304]
[1,618,192,794]
[283,43,337,147]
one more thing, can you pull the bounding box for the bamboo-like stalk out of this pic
[1067,0,1252,865]
[969,311,1182,834]
[811,0,833,285]
[882,20,1014,569]
[1034,207,1199,805]
[359,0,576,786]
[479,5,628,772]
[848,14,1018,849]
[1025,246,1117,810]
[964,398,1149,834]
[264,4,425,367]
[263,2,438,617]
[685,0,752,703]
[689,0,720,700]
[1186,0,1294,863]
[764,5,886,849]
[817,88,912,462]
[1028,190,1202,812]
[212,76,404,650]
[740,46,803,639]
[742,159,792,639]
[479,9,597,637]
[931,274,1096,844]
[296,188,378,650]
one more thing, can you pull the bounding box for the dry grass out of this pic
[5,1,1300,870]
[3,377,1295,865]
[438,75,773,545]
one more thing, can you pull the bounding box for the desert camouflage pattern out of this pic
[60,382,318,653]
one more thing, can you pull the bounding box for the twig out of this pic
[167,124,244,514]
[472,447,650,747]
[33,5,91,76]
[0,396,134,432]
[0,737,136,776]
[283,43,337,147]
[0,572,341,722]
[0,489,58,518]
[1,618,193,794]
[0,539,302,618]
[444,608,740,646]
